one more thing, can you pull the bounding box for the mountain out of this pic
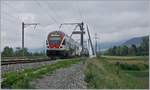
[122,36,148,47]
[99,36,148,51]
[99,40,125,51]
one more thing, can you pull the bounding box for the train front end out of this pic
[46,31,66,58]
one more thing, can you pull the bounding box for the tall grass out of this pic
[84,57,149,89]
[101,56,149,60]
[119,63,148,71]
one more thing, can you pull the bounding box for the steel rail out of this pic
[1,58,50,65]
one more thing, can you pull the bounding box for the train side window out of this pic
[62,39,66,45]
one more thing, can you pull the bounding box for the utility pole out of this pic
[22,22,39,58]
[98,36,100,55]
[95,33,98,56]
[22,22,24,57]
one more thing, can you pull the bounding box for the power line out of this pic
[3,2,23,13]
[2,16,20,24]
[34,0,58,24]
[44,1,63,22]
[75,2,84,21]
[3,2,56,26]
[2,11,22,22]
[78,5,83,21]
[2,2,24,23]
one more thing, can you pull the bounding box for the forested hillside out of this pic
[104,36,149,56]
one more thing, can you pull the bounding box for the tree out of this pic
[128,44,137,56]
[122,45,128,56]
[107,48,113,55]
[112,46,117,55]
[1,46,14,57]
[14,47,30,56]
[140,36,149,55]
[116,46,121,56]
[32,51,45,56]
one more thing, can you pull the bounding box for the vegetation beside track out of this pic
[1,46,47,60]
[1,58,81,89]
[100,55,148,60]
[84,56,149,89]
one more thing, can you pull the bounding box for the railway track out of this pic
[1,58,50,65]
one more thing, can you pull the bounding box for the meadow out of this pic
[84,56,149,89]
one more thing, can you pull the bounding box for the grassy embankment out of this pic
[2,58,81,89]
[84,56,149,89]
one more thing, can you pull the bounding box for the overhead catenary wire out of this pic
[34,0,59,25]
[75,1,84,22]
[2,16,20,24]
[2,11,22,22]
[44,1,64,23]
[3,2,23,13]
[78,5,83,21]
[56,1,83,23]
[3,1,56,27]
[2,2,24,23]
[1,12,20,24]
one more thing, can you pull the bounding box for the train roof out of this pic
[48,31,65,35]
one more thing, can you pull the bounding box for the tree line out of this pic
[1,47,45,57]
[104,36,149,56]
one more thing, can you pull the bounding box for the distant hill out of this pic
[100,36,148,51]
[122,36,148,47]
[100,41,125,51]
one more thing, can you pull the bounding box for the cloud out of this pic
[17,13,36,22]
[99,27,150,43]
[1,0,149,51]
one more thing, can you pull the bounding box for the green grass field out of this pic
[84,56,149,89]
[101,55,149,60]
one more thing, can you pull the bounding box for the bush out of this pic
[119,63,148,71]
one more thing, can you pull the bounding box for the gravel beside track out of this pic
[1,60,62,75]
[30,62,87,89]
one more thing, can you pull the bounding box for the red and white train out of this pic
[46,31,89,59]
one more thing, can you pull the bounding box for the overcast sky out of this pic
[1,0,150,51]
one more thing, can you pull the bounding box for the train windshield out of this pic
[50,37,61,41]
[49,36,61,44]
